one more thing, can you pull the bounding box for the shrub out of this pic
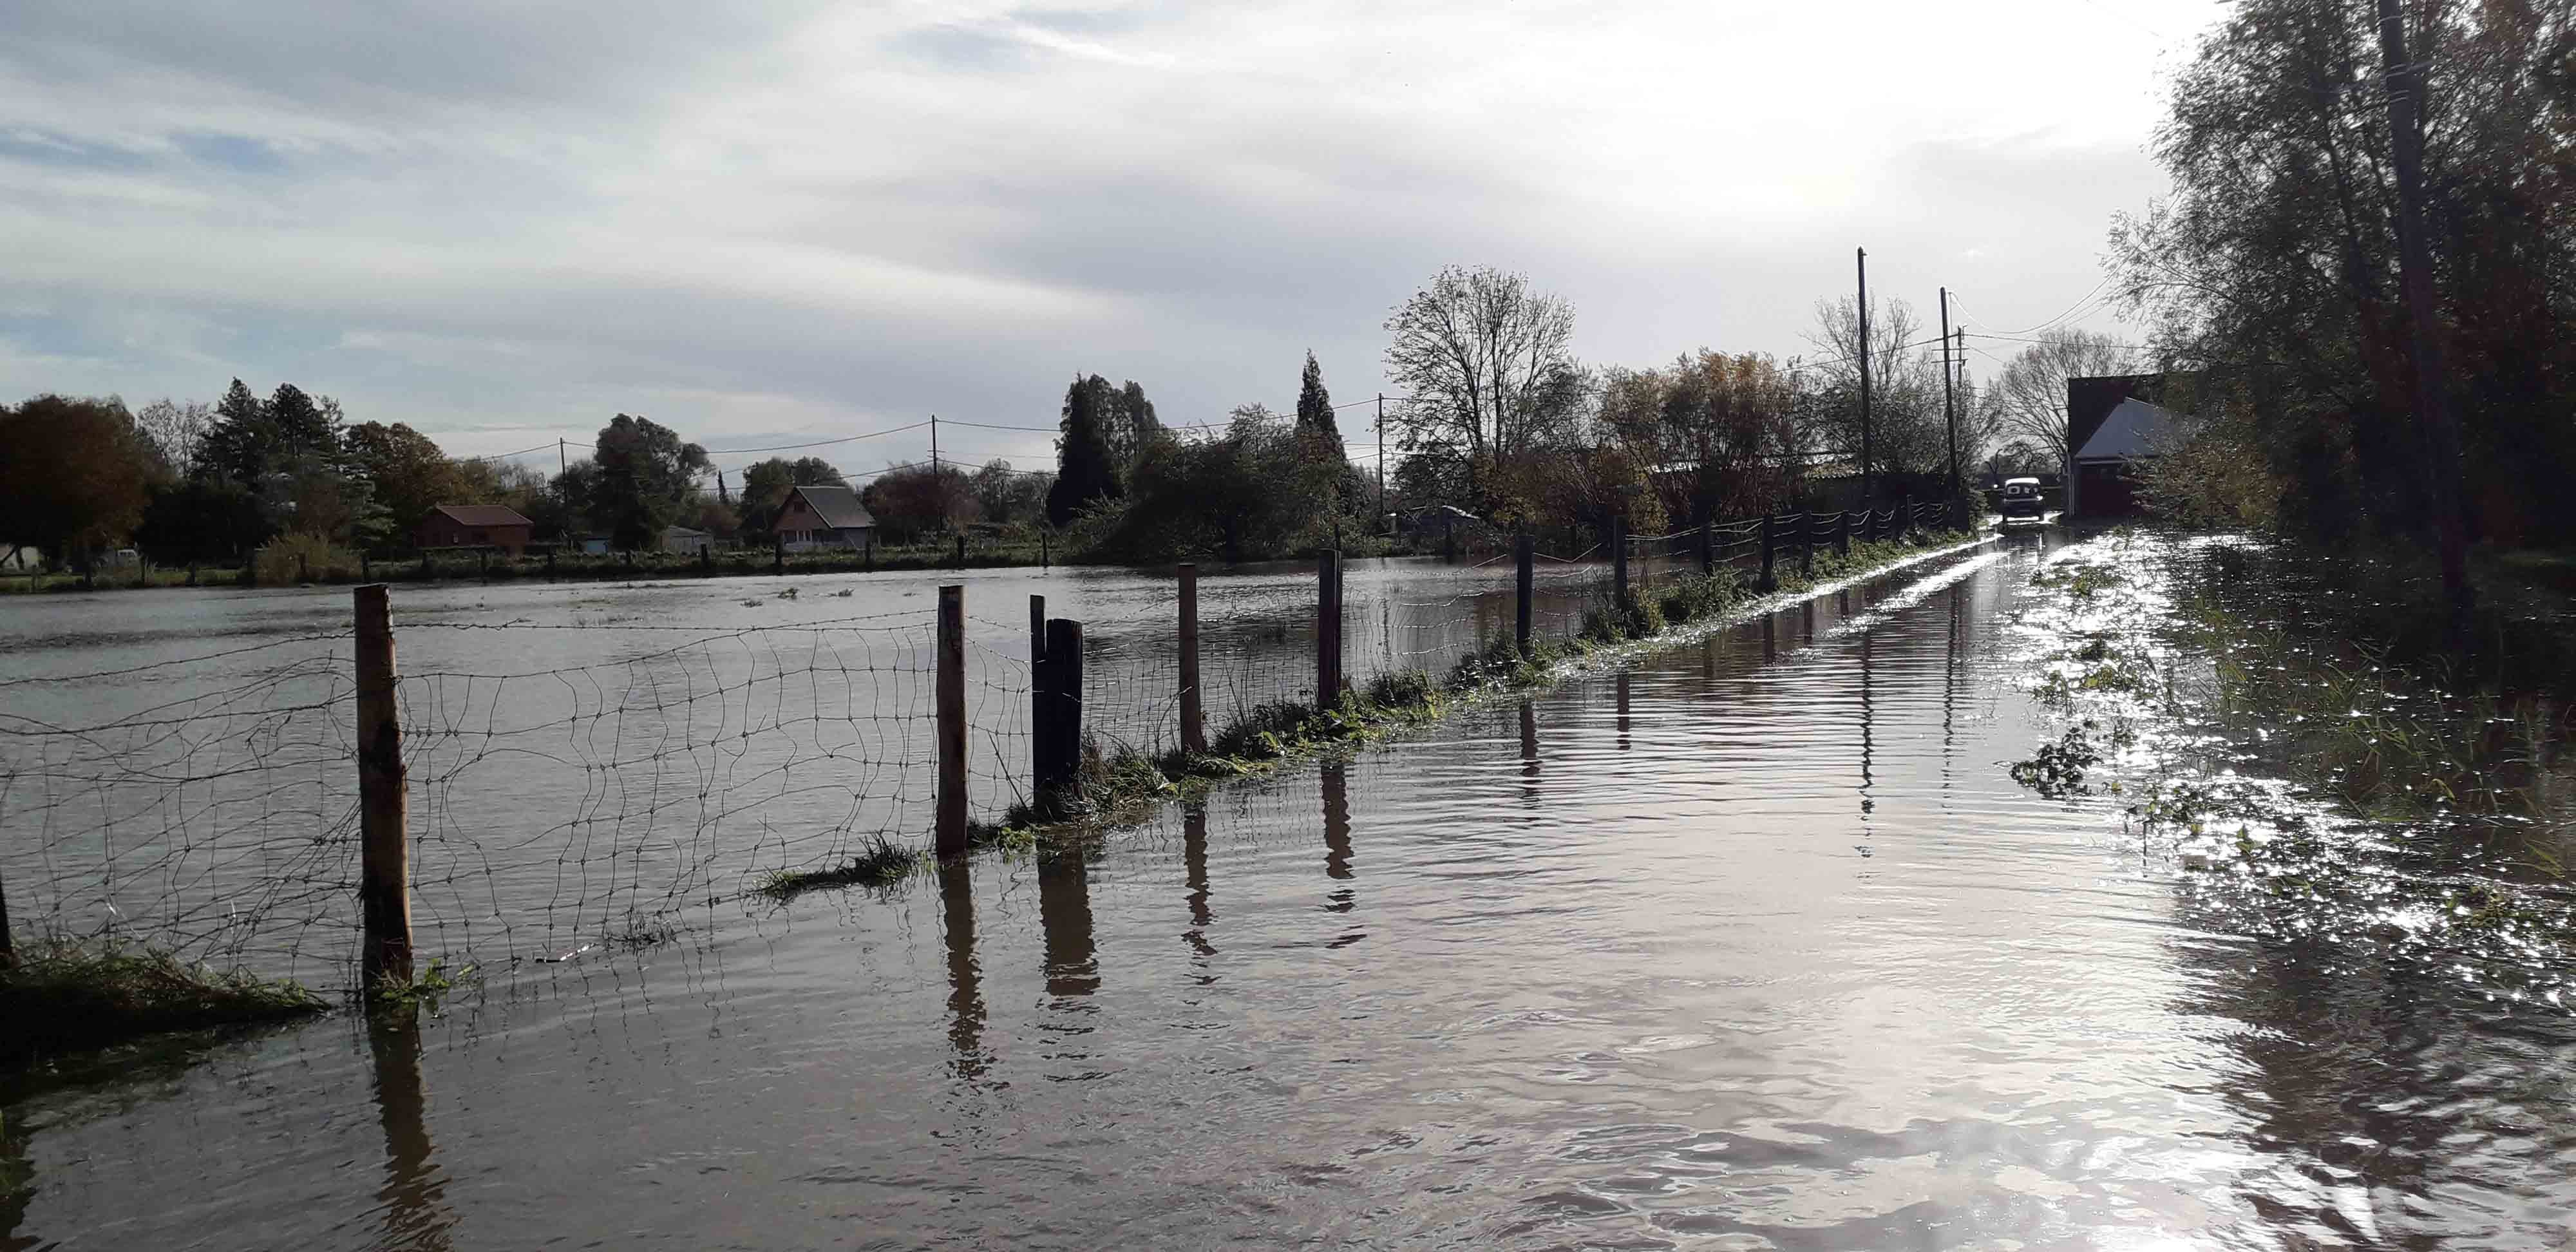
[252,532,360,584]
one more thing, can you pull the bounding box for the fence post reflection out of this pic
[366,1009,457,1251]
[939,858,987,1079]
[1,1101,34,1252]
[1321,762,1354,914]
[1182,804,1215,960]
[1037,845,1099,999]
[1519,699,1540,804]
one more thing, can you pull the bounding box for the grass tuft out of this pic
[0,940,328,1064]
[753,835,924,900]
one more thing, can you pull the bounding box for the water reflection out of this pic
[366,1012,457,1251]
[1762,610,1776,662]
[1037,844,1098,1000]
[1182,804,1216,962]
[1321,762,1354,895]
[1615,672,1631,754]
[1518,700,1540,805]
[1858,625,1876,815]
[938,858,988,1080]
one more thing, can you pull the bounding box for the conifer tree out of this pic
[1047,374,1124,526]
[1294,350,1343,460]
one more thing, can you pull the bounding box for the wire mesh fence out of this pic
[0,503,1973,991]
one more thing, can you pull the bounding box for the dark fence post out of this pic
[1761,513,1777,591]
[1515,533,1535,659]
[355,584,413,988]
[1029,594,1050,796]
[299,553,310,583]
[936,584,966,857]
[1316,550,1342,710]
[773,533,784,575]
[478,549,489,580]
[0,837,14,969]
[1042,618,1084,811]
[419,551,431,581]
[1801,512,1815,577]
[545,549,555,578]
[1611,517,1629,607]
[1040,530,1049,569]
[700,543,712,574]
[1696,518,1714,576]
[1178,564,1204,756]
[955,534,967,569]
[866,535,874,571]
[361,553,370,582]
[1443,515,1456,563]
[1836,510,1851,558]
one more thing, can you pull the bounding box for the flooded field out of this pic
[5,531,2574,1249]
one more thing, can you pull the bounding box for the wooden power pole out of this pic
[1940,287,1958,497]
[1857,247,1873,507]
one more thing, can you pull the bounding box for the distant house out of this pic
[415,504,535,555]
[773,485,876,551]
[662,524,712,554]
[2065,374,2193,519]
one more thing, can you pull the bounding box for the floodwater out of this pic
[6,532,2575,1249]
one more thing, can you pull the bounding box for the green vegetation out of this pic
[0,940,328,1066]
[753,836,925,901]
[365,958,477,1014]
[758,526,1982,901]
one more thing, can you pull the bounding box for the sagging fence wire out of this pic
[0,499,1975,992]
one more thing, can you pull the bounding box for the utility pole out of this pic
[558,437,566,477]
[1857,247,1873,507]
[929,413,938,471]
[2376,0,2474,634]
[1940,287,1958,498]
[1376,394,1386,527]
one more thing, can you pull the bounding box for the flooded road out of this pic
[6,531,2573,1249]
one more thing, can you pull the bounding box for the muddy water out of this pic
[6,532,2574,1249]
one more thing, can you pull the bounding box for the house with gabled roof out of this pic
[415,504,535,555]
[772,484,876,551]
[2066,375,2193,518]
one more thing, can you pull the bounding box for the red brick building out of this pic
[415,504,535,555]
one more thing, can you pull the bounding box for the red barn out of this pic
[415,504,535,555]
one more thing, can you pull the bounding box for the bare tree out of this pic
[1802,295,1945,477]
[1989,329,2141,467]
[1383,265,1586,502]
[133,397,213,478]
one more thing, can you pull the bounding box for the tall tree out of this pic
[1803,294,1945,479]
[589,413,708,549]
[1108,380,1160,473]
[1295,350,1343,460]
[1597,350,1801,522]
[0,395,155,569]
[1382,265,1587,505]
[1990,330,2139,469]
[344,421,469,533]
[133,398,212,478]
[1048,374,1124,526]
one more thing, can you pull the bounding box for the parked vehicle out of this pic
[1999,477,2047,526]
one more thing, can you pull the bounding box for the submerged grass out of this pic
[753,835,925,901]
[759,525,1983,889]
[0,940,328,1066]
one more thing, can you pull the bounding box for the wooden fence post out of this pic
[355,584,413,987]
[700,543,712,574]
[478,549,489,580]
[545,549,555,578]
[1316,549,1342,710]
[1044,618,1084,811]
[1443,515,1456,563]
[774,533,784,575]
[1177,564,1204,756]
[1515,533,1534,658]
[1696,518,1714,576]
[360,553,370,582]
[1801,511,1815,577]
[955,534,966,569]
[1611,517,1629,608]
[936,584,966,857]
[1029,594,1052,797]
[1040,530,1049,569]
[865,535,874,571]
[1761,513,1777,590]
[1836,510,1851,558]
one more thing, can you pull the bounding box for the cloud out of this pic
[0,0,2210,475]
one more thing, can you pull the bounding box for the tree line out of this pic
[2107,0,2575,596]
[0,383,1059,573]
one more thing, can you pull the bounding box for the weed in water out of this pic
[754,835,923,900]
[366,958,478,1014]
[0,940,328,1064]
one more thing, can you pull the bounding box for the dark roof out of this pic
[790,484,875,529]
[430,504,533,527]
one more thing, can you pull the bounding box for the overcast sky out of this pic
[0,0,2226,482]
